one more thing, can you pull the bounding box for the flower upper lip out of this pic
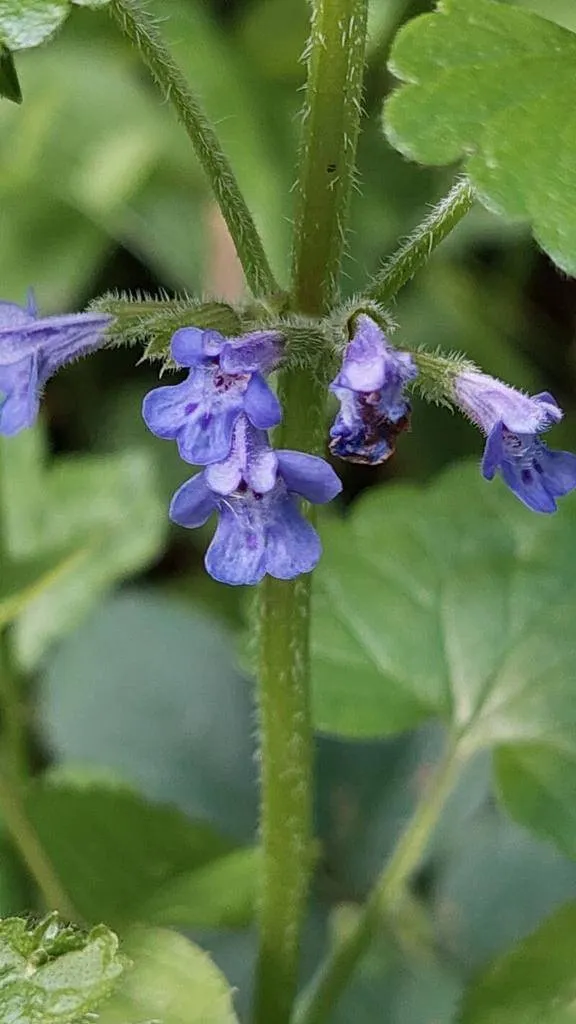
[0,296,112,437]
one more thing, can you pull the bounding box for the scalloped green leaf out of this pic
[384,0,576,274]
[0,913,124,1023]
[312,461,576,859]
[0,0,109,52]
[313,461,576,749]
[458,902,576,1023]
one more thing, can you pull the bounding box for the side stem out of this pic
[0,630,28,783]
[108,0,279,299]
[366,178,475,305]
[294,737,467,1024]
[254,3,368,1021]
[0,772,78,920]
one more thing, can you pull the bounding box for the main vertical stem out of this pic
[256,572,315,1022]
[254,3,368,1022]
[292,0,369,314]
[255,369,327,1024]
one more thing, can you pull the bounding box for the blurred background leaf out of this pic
[98,926,239,1024]
[23,782,239,929]
[0,430,166,669]
[458,902,576,1024]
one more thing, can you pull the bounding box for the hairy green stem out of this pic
[294,738,467,1024]
[255,573,315,1024]
[254,3,368,1021]
[291,0,369,314]
[254,363,329,1024]
[0,772,78,920]
[108,0,279,299]
[366,178,475,305]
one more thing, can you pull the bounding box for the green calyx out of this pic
[410,347,477,410]
[90,293,340,379]
[91,292,477,412]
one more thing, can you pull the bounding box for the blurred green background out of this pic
[3,0,576,1020]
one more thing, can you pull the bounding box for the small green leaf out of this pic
[137,846,260,930]
[24,783,235,928]
[313,462,576,862]
[0,429,166,669]
[0,0,111,52]
[0,44,21,102]
[0,913,124,1023]
[0,0,69,50]
[384,0,576,274]
[98,927,239,1024]
[0,546,88,630]
[458,902,576,1023]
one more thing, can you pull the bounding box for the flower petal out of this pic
[142,379,198,440]
[0,353,40,435]
[481,422,505,480]
[329,424,393,464]
[0,301,34,329]
[536,448,576,499]
[143,366,247,464]
[178,405,240,465]
[246,444,278,493]
[337,315,388,392]
[500,459,557,514]
[533,391,560,410]
[204,454,243,495]
[244,372,282,429]
[205,417,278,495]
[0,313,110,367]
[455,371,562,435]
[26,289,38,318]
[276,450,342,503]
[220,331,283,375]
[264,492,322,580]
[171,327,224,366]
[169,472,217,527]
[37,316,112,385]
[205,500,267,585]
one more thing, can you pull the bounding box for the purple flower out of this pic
[455,370,576,513]
[170,451,342,586]
[204,414,278,495]
[329,315,417,464]
[142,326,282,465]
[0,295,111,435]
